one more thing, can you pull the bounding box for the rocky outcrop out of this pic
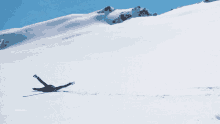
[204,0,217,2]
[139,8,151,16]
[132,6,151,17]
[112,13,130,24]
[112,6,155,24]
[97,6,115,14]
[0,33,27,50]
[0,39,7,49]
[96,6,156,25]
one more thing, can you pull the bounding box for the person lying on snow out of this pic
[33,74,74,92]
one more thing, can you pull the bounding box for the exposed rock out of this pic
[139,8,151,16]
[104,6,114,12]
[0,39,7,49]
[120,12,132,21]
[97,6,115,14]
[112,17,123,24]
[204,0,217,2]
[112,6,154,24]
[0,33,27,50]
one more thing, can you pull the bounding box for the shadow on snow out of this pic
[22,91,99,97]
[23,91,68,97]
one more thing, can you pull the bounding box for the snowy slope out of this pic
[0,11,103,49]
[1,1,220,124]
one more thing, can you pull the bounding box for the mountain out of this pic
[0,6,155,50]
[0,12,98,49]
[1,1,220,124]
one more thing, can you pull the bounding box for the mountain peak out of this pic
[97,6,115,14]
[96,6,156,24]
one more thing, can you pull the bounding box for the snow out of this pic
[1,1,220,124]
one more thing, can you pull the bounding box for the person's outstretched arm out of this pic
[55,82,74,91]
[33,74,48,87]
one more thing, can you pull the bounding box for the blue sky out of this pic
[1,0,203,31]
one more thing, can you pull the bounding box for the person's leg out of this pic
[33,74,48,87]
[33,88,44,91]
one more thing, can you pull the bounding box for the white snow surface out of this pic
[1,1,220,124]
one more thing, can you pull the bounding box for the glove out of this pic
[33,74,38,78]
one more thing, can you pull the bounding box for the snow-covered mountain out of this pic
[1,1,220,124]
[0,5,155,50]
[0,12,97,49]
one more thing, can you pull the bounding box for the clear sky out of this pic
[1,0,203,31]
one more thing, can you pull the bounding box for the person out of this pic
[33,74,74,92]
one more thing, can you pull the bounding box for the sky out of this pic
[1,0,204,31]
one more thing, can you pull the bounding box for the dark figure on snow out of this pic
[33,74,74,92]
